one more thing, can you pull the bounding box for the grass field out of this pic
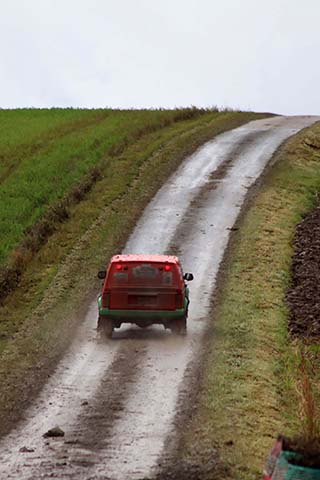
[180,121,320,479]
[0,108,207,265]
[0,109,108,183]
[0,108,268,435]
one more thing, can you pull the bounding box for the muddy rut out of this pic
[0,116,318,480]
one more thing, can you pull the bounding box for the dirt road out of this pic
[0,116,318,480]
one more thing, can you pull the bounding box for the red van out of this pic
[97,254,193,338]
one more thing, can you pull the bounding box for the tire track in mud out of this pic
[21,344,147,479]
[166,128,272,259]
[0,116,318,480]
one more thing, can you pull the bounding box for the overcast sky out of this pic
[1,0,320,115]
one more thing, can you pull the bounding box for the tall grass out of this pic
[295,343,320,441]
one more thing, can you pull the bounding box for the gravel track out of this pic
[0,116,318,480]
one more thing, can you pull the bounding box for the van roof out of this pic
[110,254,180,264]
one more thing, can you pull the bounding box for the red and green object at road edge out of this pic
[263,437,320,479]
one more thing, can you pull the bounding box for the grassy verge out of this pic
[179,122,320,479]
[0,109,267,435]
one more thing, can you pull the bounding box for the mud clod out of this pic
[224,439,234,446]
[19,446,35,453]
[43,426,65,438]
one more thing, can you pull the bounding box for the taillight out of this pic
[102,291,110,308]
[176,291,183,308]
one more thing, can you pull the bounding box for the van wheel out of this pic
[171,317,187,335]
[98,316,113,339]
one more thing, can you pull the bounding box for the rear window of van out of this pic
[107,262,181,287]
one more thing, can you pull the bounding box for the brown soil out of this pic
[151,457,229,480]
[286,201,320,340]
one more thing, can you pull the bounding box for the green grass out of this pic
[179,122,320,479]
[0,108,210,264]
[0,109,109,180]
[0,108,268,436]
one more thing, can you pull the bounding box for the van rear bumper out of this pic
[97,294,188,327]
[98,306,186,321]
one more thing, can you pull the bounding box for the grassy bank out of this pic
[0,109,267,435]
[180,121,320,479]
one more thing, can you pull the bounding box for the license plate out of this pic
[129,295,157,306]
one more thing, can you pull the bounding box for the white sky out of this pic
[1,0,320,114]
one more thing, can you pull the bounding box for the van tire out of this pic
[98,315,113,339]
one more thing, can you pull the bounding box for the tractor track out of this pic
[0,116,318,480]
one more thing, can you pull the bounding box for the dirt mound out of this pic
[286,201,320,340]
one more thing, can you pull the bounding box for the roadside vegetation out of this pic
[0,107,267,435]
[180,121,320,479]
